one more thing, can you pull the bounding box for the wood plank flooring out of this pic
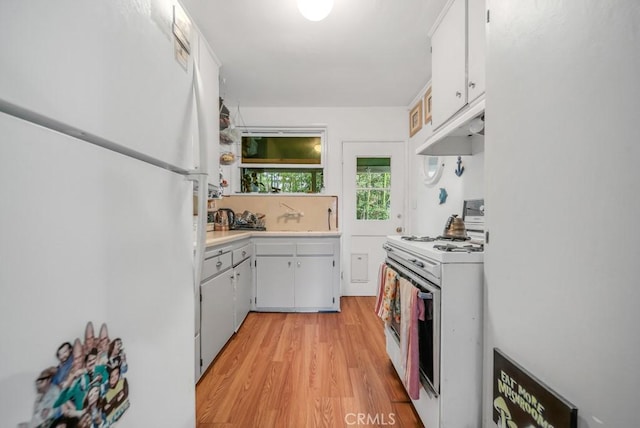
[196,296,424,428]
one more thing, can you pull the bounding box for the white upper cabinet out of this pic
[431,0,467,129]
[430,0,486,130]
[467,0,486,104]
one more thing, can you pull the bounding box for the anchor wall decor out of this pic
[455,156,464,177]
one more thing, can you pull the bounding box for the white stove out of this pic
[385,234,484,264]
[381,199,484,428]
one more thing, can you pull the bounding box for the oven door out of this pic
[385,257,441,396]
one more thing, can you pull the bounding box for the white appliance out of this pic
[0,2,217,427]
[382,200,484,427]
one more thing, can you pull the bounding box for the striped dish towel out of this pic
[399,277,425,399]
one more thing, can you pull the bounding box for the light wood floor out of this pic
[196,296,424,428]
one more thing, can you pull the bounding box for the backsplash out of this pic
[213,195,338,231]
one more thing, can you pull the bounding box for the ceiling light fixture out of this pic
[297,0,334,21]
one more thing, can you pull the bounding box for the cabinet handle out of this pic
[468,81,476,89]
[455,91,462,98]
[297,261,301,268]
[288,261,291,267]
[216,261,222,268]
[242,251,246,257]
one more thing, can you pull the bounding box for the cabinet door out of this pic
[197,37,221,186]
[234,258,252,331]
[295,257,334,309]
[195,333,201,381]
[200,271,235,372]
[255,256,295,309]
[467,0,486,103]
[431,0,467,128]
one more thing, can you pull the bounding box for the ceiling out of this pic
[181,0,447,108]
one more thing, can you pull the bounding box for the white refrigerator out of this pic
[0,2,218,427]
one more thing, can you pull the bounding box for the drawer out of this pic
[202,250,232,280]
[296,242,334,256]
[255,243,295,256]
[233,243,252,265]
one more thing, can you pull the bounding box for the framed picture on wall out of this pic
[409,100,423,137]
[424,86,433,124]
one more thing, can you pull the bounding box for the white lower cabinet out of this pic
[200,258,234,373]
[198,239,254,377]
[254,237,340,312]
[295,256,335,309]
[233,252,252,331]
[256,255,295,309]
[197,234,340,379]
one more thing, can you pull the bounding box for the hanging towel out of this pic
[375,264,399,324]
[399,277,425,400]
[374,263,387,315]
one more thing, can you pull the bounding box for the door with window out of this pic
[342,141,405,295]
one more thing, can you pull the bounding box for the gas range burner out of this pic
[401,235,437,242]
[433,243,484,252]
[401,235,470,242]
[436,236,471,242]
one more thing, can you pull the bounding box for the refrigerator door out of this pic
[0,1,196,170]
[0,112,195,427]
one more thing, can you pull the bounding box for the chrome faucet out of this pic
[280,202,304,218]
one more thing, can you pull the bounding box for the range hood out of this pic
[416,98,485,156]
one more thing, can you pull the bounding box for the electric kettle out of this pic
[442,214,467,239]
[213,208,235,231]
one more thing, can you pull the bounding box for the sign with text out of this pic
[493,348,577,428]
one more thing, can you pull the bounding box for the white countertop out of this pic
[205,230,342,247]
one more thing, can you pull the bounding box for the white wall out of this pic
[227,106,407,195]
[484,1,640,427]
[406,87,485,237]
[230,106,407,295]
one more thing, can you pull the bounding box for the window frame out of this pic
[239,127,326,170]
[235,126,327,194]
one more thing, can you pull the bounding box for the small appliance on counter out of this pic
[212,208,235,231]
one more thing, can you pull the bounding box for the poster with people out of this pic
[26,322,130,428]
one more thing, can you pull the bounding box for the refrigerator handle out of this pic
[187,172,208,291]
[192,61,208,178]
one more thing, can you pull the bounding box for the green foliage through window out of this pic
[356,158,391,220]
[241,168,323,193]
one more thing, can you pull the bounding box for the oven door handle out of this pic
[382,244,393,251]
[418,291,433,300]
[408,258,425,268]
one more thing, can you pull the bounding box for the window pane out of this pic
[241,168,323,193]
[356,157,391,220]
[242,136,321,164]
